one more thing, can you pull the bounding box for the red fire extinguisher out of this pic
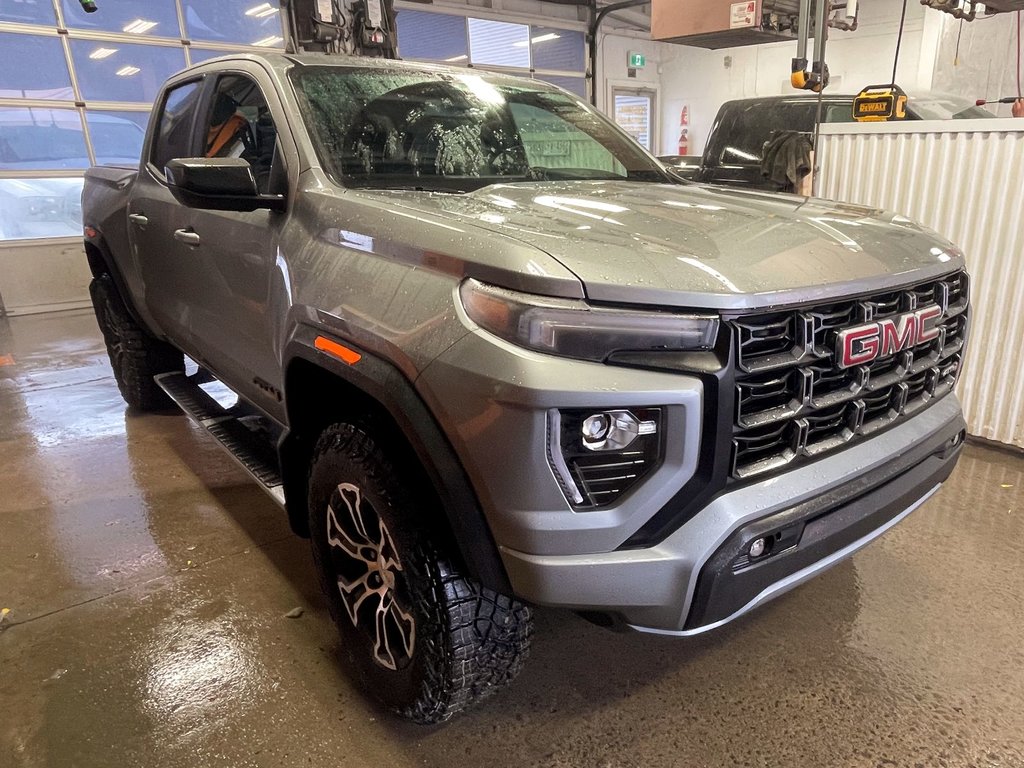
[678,105,690,155]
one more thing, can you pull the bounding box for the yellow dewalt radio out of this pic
[853,84,909,122]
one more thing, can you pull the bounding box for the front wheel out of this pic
[308,422,532,724]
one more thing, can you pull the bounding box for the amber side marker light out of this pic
[0,354,15,367]
[315,336,361,365]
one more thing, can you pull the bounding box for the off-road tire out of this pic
[308,422,532,724]
[89,274,183,411]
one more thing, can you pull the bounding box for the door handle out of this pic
[128,213,148,227]
[173,228,201,247]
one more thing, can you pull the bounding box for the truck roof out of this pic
[179,51,540,87]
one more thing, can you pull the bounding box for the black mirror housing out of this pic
[165,158,285,212]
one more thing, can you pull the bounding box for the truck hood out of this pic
[380,180,964,310]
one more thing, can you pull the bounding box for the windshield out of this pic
[290,66,668,192]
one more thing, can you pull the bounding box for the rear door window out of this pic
[151,80,203,172]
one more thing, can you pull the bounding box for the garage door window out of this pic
[0,177,84,241]
[0,0,55,25]
[0,107,89,170]
[396,11,588,99]
[0,1,286,243]
[0,33,73,100]
[531,27,585,72]
[60,0,179,37]
[69,40,187,104]
[87,110,150,166]
[394,10,468,62]
[181,0,284,46]
[468,19,530,68]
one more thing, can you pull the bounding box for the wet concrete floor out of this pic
[1,308,1023,768]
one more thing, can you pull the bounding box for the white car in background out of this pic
[0,109,144,239]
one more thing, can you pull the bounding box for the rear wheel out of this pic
[308,422,532,724]
[89,274,183,411]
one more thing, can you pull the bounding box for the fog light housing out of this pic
[581,410,658,452]
[582,413,611,443]
[548,407,663,509]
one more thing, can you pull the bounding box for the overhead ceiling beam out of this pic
[603,7,650,29]
[539,0,651,24]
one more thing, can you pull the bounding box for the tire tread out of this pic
[308,422,532,724]
[89,275,183,411]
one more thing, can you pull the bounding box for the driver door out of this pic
[178,69,292,420]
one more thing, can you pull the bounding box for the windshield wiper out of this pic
[521,166,630,182]
[412,185,466,194]
[358,184,467,194]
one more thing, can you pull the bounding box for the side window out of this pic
[151,81,202,172]
[202,74,280,193]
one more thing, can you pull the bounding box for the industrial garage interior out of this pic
[2,0,1023,766]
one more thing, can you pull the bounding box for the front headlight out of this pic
[459,279,719,362]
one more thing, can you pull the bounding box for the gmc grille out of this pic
[730,272,969,480]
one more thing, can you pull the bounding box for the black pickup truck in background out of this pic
[661,93,995,190]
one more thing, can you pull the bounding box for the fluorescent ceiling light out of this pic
[123,19,157,34]
[513,32,561,47]
[445,54,468,62]
[252,35,284,47]
[89,47,118,59]
[116,65,141,77]
[245,3,279,18]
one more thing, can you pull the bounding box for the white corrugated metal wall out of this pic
[818,119,1024,448]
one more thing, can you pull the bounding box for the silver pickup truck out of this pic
[82,52,970,723]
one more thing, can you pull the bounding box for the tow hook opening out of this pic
[939,429,966,458]
[732,523,803,572]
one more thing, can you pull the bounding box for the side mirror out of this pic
[165,157,285,212]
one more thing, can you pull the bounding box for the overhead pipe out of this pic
[811,0,830,89]
[791,0,831,92]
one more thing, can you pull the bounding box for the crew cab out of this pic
[82,53,971,723]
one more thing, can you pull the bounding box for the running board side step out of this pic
[154,371,286,507]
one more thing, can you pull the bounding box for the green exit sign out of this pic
[628,52,646,68]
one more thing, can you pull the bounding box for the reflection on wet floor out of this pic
[1,308,1023,768]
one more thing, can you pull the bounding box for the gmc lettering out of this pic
[837,305,943,368]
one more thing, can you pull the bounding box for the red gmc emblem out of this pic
[836,306,943,369]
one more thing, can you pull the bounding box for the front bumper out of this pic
[499,393,966,634]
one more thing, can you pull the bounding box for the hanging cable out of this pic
[891,0,908,85]
[809,0,831,197]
